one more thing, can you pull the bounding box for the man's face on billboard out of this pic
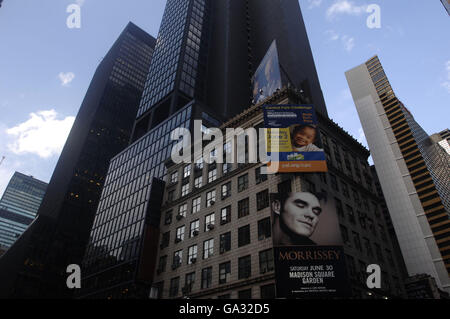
[280,192,322,238]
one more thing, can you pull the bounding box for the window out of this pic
[184,272,195,294]
[238,225,251,247]
[203,239,214,259]
[188,245,198,264]
[184,165,191,178]
[178,204,187,218]
[335,199,344,217]
[255,167,268,184]
[168,190,175,202]
[342,182,349,197]
[340,225,349,245]
[259,249,274,274]
[181,183,190,197]
[219,262,231,284]
[157,255,167,273]
[238,289,252,299]
[221,206,231,224]
[256,190,269,211]
[169,277,180,297]
[201,267,212,289]
[277,179,292,194]
[221,182,231,199]
[195,157,204,170]
[205,213,215,232]
[222,163,231,175]
[260,284,276,299]
[347,205,356,224]
[192,196,201,214]
[206,190,216,207]
[173,250,183,268]
[170,171,178,184]
[161,232,170,249]
[352,231,362,252]
[190,219,200,237]
[220,232,231,254]
[238,174,249,192]
[238,255,251,279]
[194,176,202,189]
[175,226,185,242]
[238,198,250,218]
[330,174,339,192]
[364,238,373,257]
[258,218,272,240]
[208,169,217,183]
[164,210,173,225]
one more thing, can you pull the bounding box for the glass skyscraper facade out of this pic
[0,22,156,298]
[0,172,47,248]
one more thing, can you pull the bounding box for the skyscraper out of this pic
[0,172,47,248]
[81,1,380,299]
[346,55,450,293]
[0,22,156,298]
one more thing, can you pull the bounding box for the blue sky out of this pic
[0,0,448,196]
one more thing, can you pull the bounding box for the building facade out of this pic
[0,22,156,298]
[0,172,47,248]
[346,55,450,293]
[150,89,406,299]
[80,0,331,299]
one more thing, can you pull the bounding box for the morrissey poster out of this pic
[271,192,350,298]
[252,40,283,104]
[263,105,328,173]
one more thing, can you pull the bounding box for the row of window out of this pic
[162,248,274,297]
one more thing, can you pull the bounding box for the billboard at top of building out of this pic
[252,40,283,104]
[263,105,328,173]
[442,0,450,15]
[271,192,351,298]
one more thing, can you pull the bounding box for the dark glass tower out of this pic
[0,22,156,298]
[0,172,47,248]
[80,0,329,299]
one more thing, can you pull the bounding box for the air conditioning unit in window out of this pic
[176,214,184,221]
[171,264,178,270]
[175,238,182,244]
[209,200,215,206]
[190,258,197,264]
[193,230,199,237]
[207,224,215,230]
[220,248,225,254]
[220,219,228,225]
[261,268,267,274]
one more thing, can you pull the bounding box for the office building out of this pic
[148,88,406,299]
[0,22,156,298]
[0,172,47,248]
[80,0,332,298]
[346,55,450,293]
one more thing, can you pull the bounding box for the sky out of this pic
[0,0,448,196]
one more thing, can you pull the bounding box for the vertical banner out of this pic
[252,40,283,104]
[271,192,351,298]
[264,105,328,173]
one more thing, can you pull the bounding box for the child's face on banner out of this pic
[293,127,316,148]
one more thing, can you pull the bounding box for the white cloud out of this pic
[441,61,450,93]
[326,0,367,19]
[342,35,355,52]
[6,110,75,159]
[307,0,323,9]
[76,0,85,7]
[324,31,355,52]
[58,72,75,87]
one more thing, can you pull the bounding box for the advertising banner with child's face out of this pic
[263,105,328,173]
